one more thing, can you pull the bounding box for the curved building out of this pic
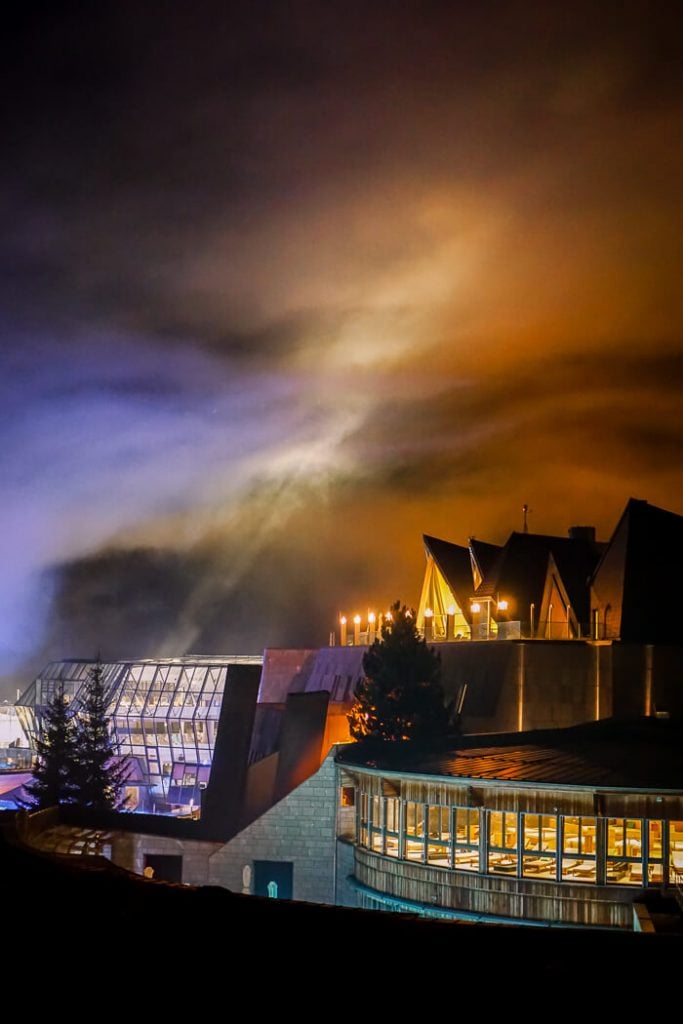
[336,718,683,929]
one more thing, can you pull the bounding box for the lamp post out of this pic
[368,612,376,644]
[530,603,535,639]
[353,614,361,646]
[424,607,434,641]
[471,602,480,639]
[446,604,456,641]
[340,616,347,647]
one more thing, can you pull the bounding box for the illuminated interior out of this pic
[416,556,471,639]
[355,788,683,888]
[16,656,262,815]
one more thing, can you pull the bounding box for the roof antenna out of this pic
[522,503,532,533]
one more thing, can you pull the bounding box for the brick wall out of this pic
[208,750,339,904]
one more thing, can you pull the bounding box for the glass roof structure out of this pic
[16,656,262,815]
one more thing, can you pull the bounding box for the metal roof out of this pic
[337,718,683,790]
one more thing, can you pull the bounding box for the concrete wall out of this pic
[207,751,339,905]
[260,637,682,738]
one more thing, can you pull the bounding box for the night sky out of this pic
[2,1,682,695]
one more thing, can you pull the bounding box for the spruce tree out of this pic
[74,659,132,811]
[347,600,449,745]
[23,682,79,808]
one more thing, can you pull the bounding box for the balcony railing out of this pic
[333,617,602,645]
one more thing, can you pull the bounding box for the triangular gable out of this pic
[538,553,581,639]
[417,535,474,639]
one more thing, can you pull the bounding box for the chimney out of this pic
[568,525,596,543]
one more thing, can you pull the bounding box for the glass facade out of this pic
[355,789,683,889]
[16,656,262,815]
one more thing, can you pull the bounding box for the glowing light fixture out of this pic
[353,615,361,624]
[424,608,433,618]
[471,602,480,613]
[497,600,508,611]
[447,604,456,616]
[340,616,347,624]
[368,612,376,623]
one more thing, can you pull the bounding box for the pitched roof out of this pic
[592,498,683,642]
[423,534,474,608]
[469,538,501,581]
[476,531,601,621]
[338,718,683,789]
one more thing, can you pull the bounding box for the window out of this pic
[454,808,479,871]
[405,802,425,862]
[606,818,642,885]
[670,821,683,886]
[427,805,451,865]
[561,816,597,881]
[647,820,663,884]
[358,793,369,848]
[488,811,518,874]
[340,785,355,808]
[370,795,383,853]
[385,798,400,858]
[522,814,557,879]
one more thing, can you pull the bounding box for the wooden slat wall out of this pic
[355,848,633,929]
[353,772,683,819]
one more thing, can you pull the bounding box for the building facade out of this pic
[336,721,683,929]
[15,656,262,813]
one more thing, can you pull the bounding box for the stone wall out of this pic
[207,750,339,904]
[110,832,222,885]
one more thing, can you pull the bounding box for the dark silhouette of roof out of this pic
[478,531,602,624]
[1,804,680,994]
[592,498,683,643]
[469,538,502,580]
[338,717,683,790]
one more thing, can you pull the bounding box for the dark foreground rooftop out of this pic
[1,804,681,1005]
[337,717,683,789]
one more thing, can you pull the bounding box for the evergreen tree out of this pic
[74,659,132,811]
[348,600,450,745]
[23,682,79,808]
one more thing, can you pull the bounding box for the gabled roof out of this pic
[546,537,604,623]
[592,498,683,643]
[423,534,474,607]
[476,531,601,621]
[469,539,502,582]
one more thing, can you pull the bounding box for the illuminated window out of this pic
[454,808,479,871]
[561,816,597,881]
[647,820,663,884]
[669,821,683,886]
[522,814,557,879]
[427,805,451,865]
[340,785,355,808]
[370,795,383,853]
[385,798,400,858]
[488,811,518,875]
[405,802,426,862]
[358,793,369,848]
[606,818,642,885]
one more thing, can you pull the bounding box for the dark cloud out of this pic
[1,1,682,693]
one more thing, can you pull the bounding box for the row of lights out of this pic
[339,611,394,646]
